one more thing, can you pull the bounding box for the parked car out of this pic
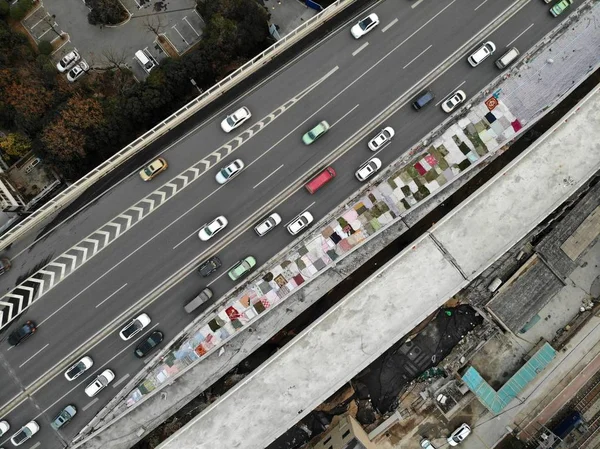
[368,127,395,151]
[8,321,36,346]
[254,213,282,236]
[468,41,496,67]
[50,405,77,430]
[198,216,228,241]
[10,421,39,446]
[302,121,330,145]
[139,158,168,181]
[355,157,382,181]
[215,159,244,184]
[550,0,573,16]
[221,107,251,132]
[0,420,9,437]
[441,90,467,113]
[228,256,257,281]
[67,60,89,82]
[64,356,93,381]
[351,13,380,38]
[56,50,80,72]
[119,313,151,341]
[420,439,436,449]
[447,423,471,446]
[134,330,164,358]
[198,256,222,277]
[84,369,115,397]
[287,211,314,235]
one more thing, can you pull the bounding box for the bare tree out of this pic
[102,47,129,72]
[143,16,166,37]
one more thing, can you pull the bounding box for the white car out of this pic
[254,213,282,237]
[447,423,471,446]
[368,126,395,151]
[215,159,244,184]
[355,157,382,181]
[0,420,10,437]
[64,355,93,381]
[119,313,151,340]
[10,421,39,446]
[467,41,496,67]
[351,13,380,39]
[198,215,228,241]
[56,50,80,73]
[287,211,313,235]
[221,107,251,132]
[67,60,89,82]
[441,90,467,113]
[84,369,115,397]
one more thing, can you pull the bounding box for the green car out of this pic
[550,0,572,17]
[302,120,330,145]
[228,256,257,281]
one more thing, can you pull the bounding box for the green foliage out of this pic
[87,0,128,25]
[0,0,10,17]
[37,40,53,55]
[9,0,33,21]
[0,132,31,159]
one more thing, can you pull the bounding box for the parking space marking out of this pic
[182,16,200,36]
[506,23,534,47]
[253,164,284,189]
[82,398,99,412]
[30,13,50,29]
[95,283,128,308]
[352,42,369,57]
[435,80,466,106]
[403,44,432,69]
[161,33,182,54]
[112,373,130,387]
[382,18,398,33]
[331,104,359,128]
[19,344,49,368]
[172,25,189,45]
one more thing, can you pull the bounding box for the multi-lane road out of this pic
[0,0,578,447]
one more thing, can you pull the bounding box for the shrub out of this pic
[9,0,33,21]
[37,40,53,55]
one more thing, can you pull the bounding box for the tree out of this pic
[102,47,128,72]
[143,16,165,38]
[0,0,10,17]
[0,133,31,159]
[41,119,86,160]
[38,40,53,55]
[87,0,128,26]
[10,0,33,21]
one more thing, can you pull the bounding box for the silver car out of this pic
[215,159,244,184]
[56,50,80,73]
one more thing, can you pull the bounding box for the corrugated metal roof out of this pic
[462,342,557,414]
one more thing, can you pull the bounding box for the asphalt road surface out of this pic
[0,0,578,447]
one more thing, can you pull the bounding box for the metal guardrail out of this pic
[0,0,357,253]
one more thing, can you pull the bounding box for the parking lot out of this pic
[160,10,204,55]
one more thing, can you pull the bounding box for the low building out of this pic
[311,416,377,449]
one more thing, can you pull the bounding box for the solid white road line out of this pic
[82,398,99,412]
[35,323,160,419]
[207,270,231,287]
[474,0,489,11]
[403,44,433,69]
[352,42,369,57]
[112,373,130,387]
[506,23,534,47]
[381,18,398,33]
[435,80,467,106]
[95,283,128,308]
[331,104,360,128]
[19,344,49,369]
[253,164,284,189]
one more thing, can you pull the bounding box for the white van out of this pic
[135,50,156,73]
[495,47,520,69]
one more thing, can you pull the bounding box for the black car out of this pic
[198,256,222,277]
[134,330,164,358]
[8,320,36,346]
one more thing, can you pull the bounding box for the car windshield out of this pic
[220,168,231,178]
[360,18,371,30]
[227,115,238,126]
[143,167,154,176]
